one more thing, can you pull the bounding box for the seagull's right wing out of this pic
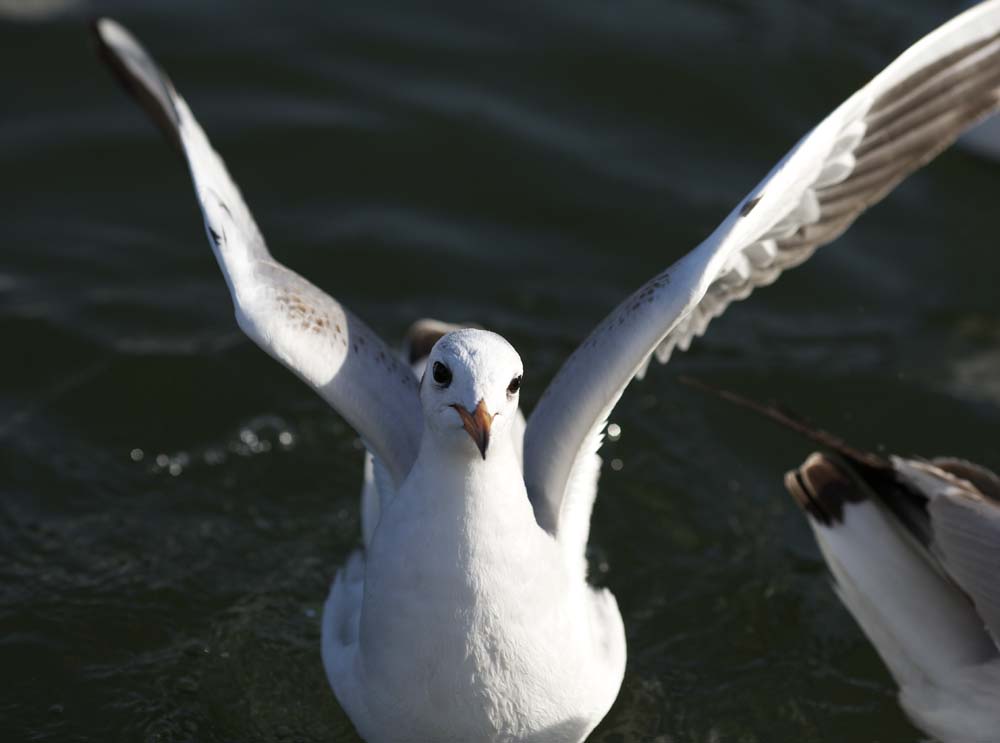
[524,1,1000,536]
[94,19,423,486]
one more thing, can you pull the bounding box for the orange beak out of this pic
[451,400,493,459]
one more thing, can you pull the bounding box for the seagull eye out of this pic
[432,361,452,387]
[507,374,522,395]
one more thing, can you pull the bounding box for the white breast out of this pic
[341,449,624,743]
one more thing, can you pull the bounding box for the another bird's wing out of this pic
[891,455,1000,648]
[524,1,1000,535]
[787,453,998,687]
[928,477,1000,647]
[94,19,423,486]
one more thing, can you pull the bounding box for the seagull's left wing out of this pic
[525,1,1000,535]
[94,19,423,486]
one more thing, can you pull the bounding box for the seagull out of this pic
[93,4,1000,741]
[681,380,1000,743]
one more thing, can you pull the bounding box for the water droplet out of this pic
[129,448,144,462]
[278,431,294,447]
[155,453,169,468]
[168,462,182,477]
[606,423,621,441]
[610,458,624,472]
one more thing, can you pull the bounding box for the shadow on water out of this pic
[3,1,998,740]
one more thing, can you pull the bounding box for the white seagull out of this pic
[683,381,1000,743]
[93,4,1000,742]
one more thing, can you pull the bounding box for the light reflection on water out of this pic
[3,1,998,741]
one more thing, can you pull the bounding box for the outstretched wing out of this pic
[525,1,1000,534]
[94,19,423,486]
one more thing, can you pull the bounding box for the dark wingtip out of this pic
[785,452,869,527]
[91,17,183,156]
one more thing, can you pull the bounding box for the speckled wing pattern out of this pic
[525,1,1000,535]
[94,19,423,485]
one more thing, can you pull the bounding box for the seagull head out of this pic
[420,329,523,460]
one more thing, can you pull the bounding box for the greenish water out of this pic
[3,1,998,740]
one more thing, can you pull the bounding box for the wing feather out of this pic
[94,19,423,485]
[525,1,1000,534]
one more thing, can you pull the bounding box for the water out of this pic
[3,1,999,740]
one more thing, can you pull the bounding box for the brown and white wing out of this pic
[524,1,1000,535]
[94,19,422,485]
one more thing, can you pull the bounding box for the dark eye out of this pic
[432,361,452,387]
[507,374,522,395]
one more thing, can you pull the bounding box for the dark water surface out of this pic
[3,1,999,740]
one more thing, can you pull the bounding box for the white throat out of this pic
[409,419,526,518]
